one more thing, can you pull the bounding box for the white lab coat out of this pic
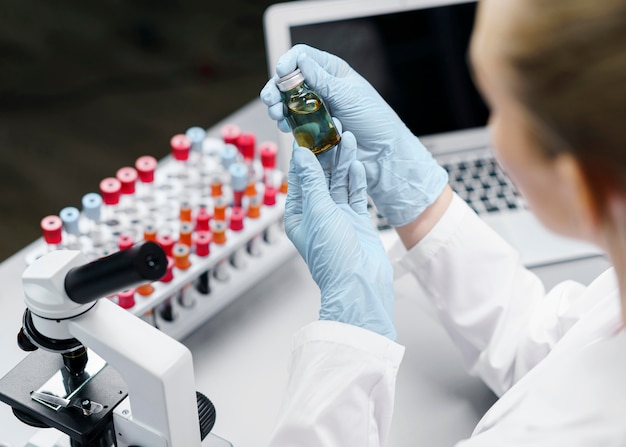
[268,193,626,446]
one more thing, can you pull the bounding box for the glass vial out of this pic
[276,68,341,155]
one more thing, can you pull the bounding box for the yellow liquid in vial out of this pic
[285,93,341,155]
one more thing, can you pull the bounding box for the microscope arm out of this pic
[68,298,202,447]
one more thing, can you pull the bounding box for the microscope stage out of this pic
[0,349,127,445]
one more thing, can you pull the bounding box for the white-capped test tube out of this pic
[200,137,225,179]
[59,206,81,250]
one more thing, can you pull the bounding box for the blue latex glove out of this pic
[285,129,396,340]
[261,44,449,227]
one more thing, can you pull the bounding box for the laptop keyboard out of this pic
[441,151,527,216]
[370,149,527,231]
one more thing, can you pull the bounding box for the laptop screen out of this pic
[289,2,488,138]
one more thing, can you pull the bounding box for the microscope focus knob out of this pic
[197,391,216,440]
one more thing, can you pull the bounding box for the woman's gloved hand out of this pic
[261,44,448,227]
[285,129,396,340]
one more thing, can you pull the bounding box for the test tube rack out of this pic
[25,125,297,341]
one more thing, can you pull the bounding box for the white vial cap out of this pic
[276,68,305,92]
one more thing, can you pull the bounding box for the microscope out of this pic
[0,241,230,447]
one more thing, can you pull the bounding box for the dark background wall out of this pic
[0,0,288,261]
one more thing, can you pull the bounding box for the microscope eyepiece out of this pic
[64,241,167,305]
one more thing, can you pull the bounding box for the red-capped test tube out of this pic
[229,207,247,269]
[194,231,212,295]
[118,234,134,251]
[259,141,278,188]
[41,215,63,251]
[195,206,211,232]
[157,234,176,257]
[116,167,138,213]
[99,177,122,227]
[157,257,177,322]
[221,124,241,147]
[236,132,256,165]
[170,134,191,181]
[135,155,158,201]
[117,289,136,310]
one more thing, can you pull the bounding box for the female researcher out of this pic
[260,0,626,445]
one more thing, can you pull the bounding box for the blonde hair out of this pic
[505,0,626,197]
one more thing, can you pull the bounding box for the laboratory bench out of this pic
[0,99,613,447]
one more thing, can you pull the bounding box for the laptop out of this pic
[263,0,602,267]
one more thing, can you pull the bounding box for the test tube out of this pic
[229,162,248,209]
[179,201,193,223]
[170,134,191,181]
[156,233,176,257]
[143,223,157,242]
[229,207,247,269]
[210,220,229,281]
[81,192,103,247]
[264,186,278,207]
[99,177,122,227]
[213,197,227,222]
[179,222,193,247]
[116,166,138,214]
[116,289,136,310]
[220,144,238,170]
[200,137,225,179]
[157,257,177,323]
[173,244,195,308]
[221,124,241,146]
[237,132,263,183]
[195,206,211,232]
[118,234,134,251]
[135,155,158,202]
[194,231,212,295]
[59,206,81,250]
[236,132,256,165]
[185,126,206,166]
[210,178,223,198]
[40,215,63,252]
[260,141,279,188]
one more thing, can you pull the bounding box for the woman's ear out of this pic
[554,153,601,240]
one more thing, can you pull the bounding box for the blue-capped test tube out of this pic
[186,126,206,166]
[229,162,248,209]
[82,192,103,245]
[220,143,239,170]
[60,206,81,250]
